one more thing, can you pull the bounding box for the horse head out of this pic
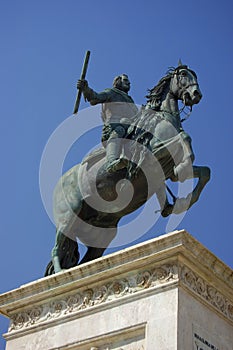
[146,63,202,111]
[169,64,202,106]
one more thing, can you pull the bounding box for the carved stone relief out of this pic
[180,266,233,321]
[9,263,177,332]
[8,262,233,334]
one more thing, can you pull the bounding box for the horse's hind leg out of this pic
[77,225,118,265]
[45,231,65,276]
[44,260,54,276]
[51,230,80,274]
[79,246,106,265]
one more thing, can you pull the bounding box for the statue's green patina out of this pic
[45,62,210,276]
[77,73,138,173]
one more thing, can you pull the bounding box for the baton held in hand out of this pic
[73,50,91,114]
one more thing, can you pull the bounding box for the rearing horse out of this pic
[45,63,210,276]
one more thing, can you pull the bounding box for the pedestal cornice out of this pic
[0,230,232,341]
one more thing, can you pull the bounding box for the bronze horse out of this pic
[45,64,210,275]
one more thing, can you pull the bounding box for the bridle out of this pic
[171,68,199,96]
[169,67,199,122]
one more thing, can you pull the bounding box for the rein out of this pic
[167,69,198,122]
[155,104,193,124]
[180,105,192,122]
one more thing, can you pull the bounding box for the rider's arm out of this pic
[84,88,109,105]
[77,79,110,105]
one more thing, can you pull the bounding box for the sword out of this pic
[73,50,91,114]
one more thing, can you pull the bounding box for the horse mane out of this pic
[146,67,176,110]
[146,65,197,110]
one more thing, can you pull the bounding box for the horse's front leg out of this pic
[171,165,210,214]
[188,165,210,206]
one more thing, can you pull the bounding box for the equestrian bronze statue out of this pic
[45,61,210,275]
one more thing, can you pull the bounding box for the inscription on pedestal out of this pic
[193,325,221,350]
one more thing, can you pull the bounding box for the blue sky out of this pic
[0,0,233,347]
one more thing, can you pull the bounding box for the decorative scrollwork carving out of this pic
[9,263,177,332]
[9,263,232,333]
[181,266,233,320]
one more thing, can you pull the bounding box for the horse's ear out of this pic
[178,58,183,66]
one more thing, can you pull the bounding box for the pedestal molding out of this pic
[1,230,232,348]
[7,262,178,336]
[5,261,233,338]
[180,265,233,323]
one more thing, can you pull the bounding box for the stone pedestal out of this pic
[0,230,232,350]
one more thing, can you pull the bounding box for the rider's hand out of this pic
[77,79,88,91]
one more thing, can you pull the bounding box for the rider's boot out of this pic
[106,138,127,173]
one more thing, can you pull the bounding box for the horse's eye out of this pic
[180,71,187,77]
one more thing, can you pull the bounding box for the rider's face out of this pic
[120,75,131,92]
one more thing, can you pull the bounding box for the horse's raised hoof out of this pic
[161,204,173,217]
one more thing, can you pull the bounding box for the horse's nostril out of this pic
[194,90,202,99]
